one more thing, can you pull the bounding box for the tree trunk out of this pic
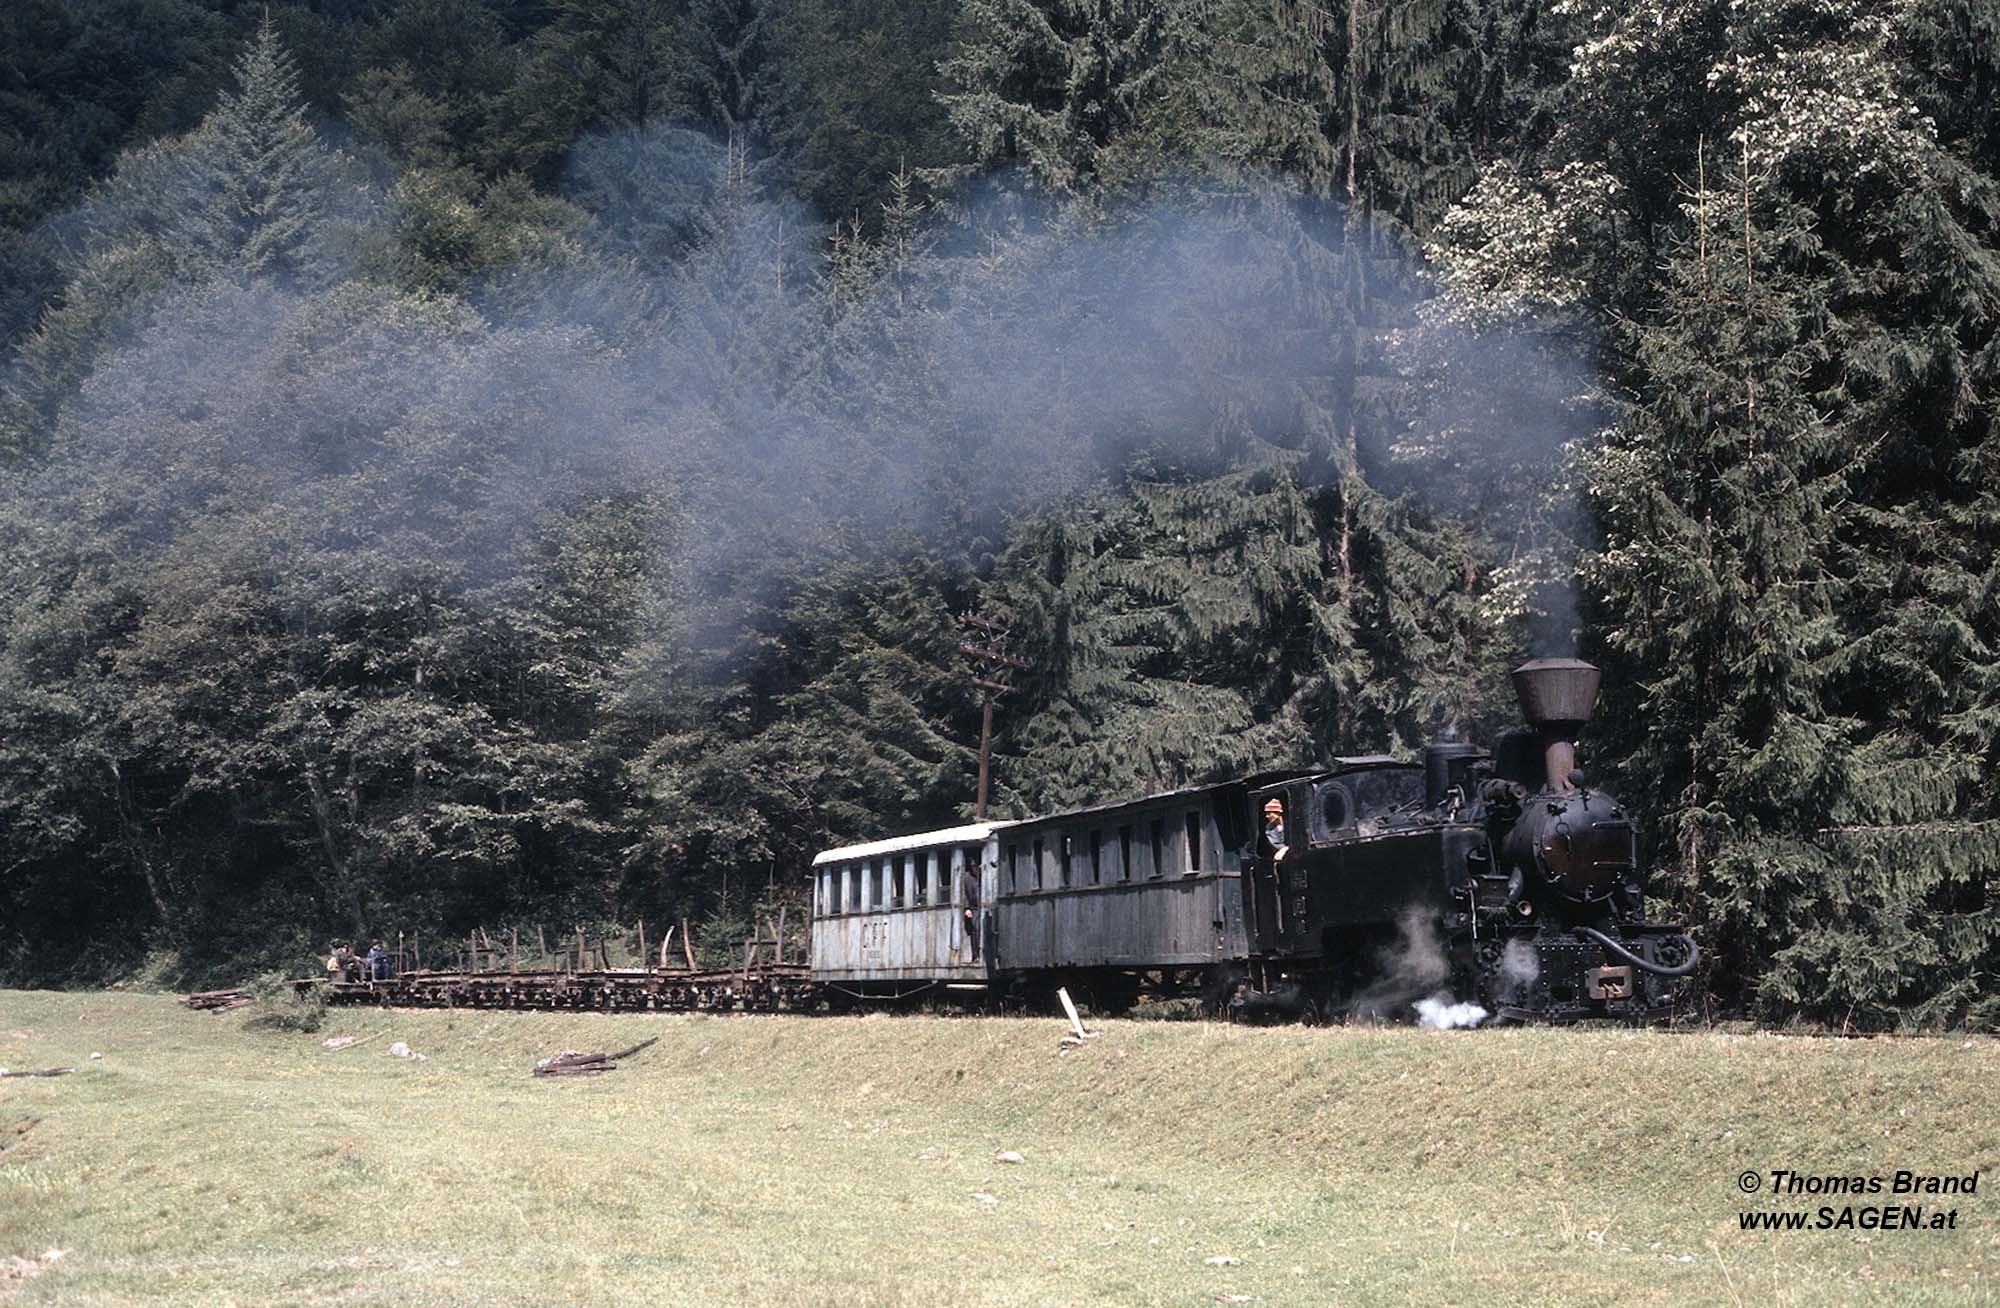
[1346,0,1363,205]
[107,760,171,924]
[302,762,367,938]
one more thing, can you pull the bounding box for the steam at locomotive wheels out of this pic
[311,659,1697,1025]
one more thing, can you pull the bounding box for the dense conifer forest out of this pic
[1,0,1994,1027]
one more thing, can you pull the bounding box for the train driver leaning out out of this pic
[1260,797,1290,863]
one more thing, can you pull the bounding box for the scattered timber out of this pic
[532,1034,660,1078]
[1056,986,1099,1051]
[0,1067,74,1079]
[181,988,252,1012]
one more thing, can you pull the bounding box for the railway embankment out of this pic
[1,989,1995,1306]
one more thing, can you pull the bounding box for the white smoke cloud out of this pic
[1414,996,1489,1029]
[1495,937,1541,1006]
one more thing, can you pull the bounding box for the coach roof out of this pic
[811,821,1016,867]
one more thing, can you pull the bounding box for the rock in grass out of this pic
[996,1150,1025,1164]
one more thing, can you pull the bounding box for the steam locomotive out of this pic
[808,658,1696,1024]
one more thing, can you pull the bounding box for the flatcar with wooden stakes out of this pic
[307,659,1697,1024]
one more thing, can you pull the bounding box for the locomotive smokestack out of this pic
[1511,658,1601,792]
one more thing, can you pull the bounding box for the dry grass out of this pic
[1,990,1996,1306]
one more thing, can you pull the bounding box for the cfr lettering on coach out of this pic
[860,916,890,964]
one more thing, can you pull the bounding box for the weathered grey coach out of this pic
[809,822,1006,1000]
[985,780,1266,1010]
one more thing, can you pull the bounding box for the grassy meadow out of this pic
[1,990,1996,1306]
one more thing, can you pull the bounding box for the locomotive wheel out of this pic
[1201,964,1245,1019]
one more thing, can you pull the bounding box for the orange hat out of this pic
[1263,798,1284,815]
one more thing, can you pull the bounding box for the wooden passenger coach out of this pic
[808,821,1006,997]
[992,784,1251,975]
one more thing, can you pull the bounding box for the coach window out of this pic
[1148,818,1166,879]
[1058,834,1073,887]
[1005,843,1019,894]
[1185,811,1203,873]
[1089,830,1103,884]
[891,856,906,909]
[1119,826,1134,882]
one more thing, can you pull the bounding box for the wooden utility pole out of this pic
[958,614,1029,820]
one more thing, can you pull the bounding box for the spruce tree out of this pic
[183,16,342,283]
[762,0,959,227]
[1,21,345,458]
[1211,0,1480,232]
[1589,164,1853,1016]
[934,0,1203,196]
[679,0,777,144]
[489,0,684,180]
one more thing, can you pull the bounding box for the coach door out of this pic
[947,846,967,960]
[947,845,985,967]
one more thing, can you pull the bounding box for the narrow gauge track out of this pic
[302,965,822,1013]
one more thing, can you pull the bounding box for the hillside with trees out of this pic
[0,0,1993,1028]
